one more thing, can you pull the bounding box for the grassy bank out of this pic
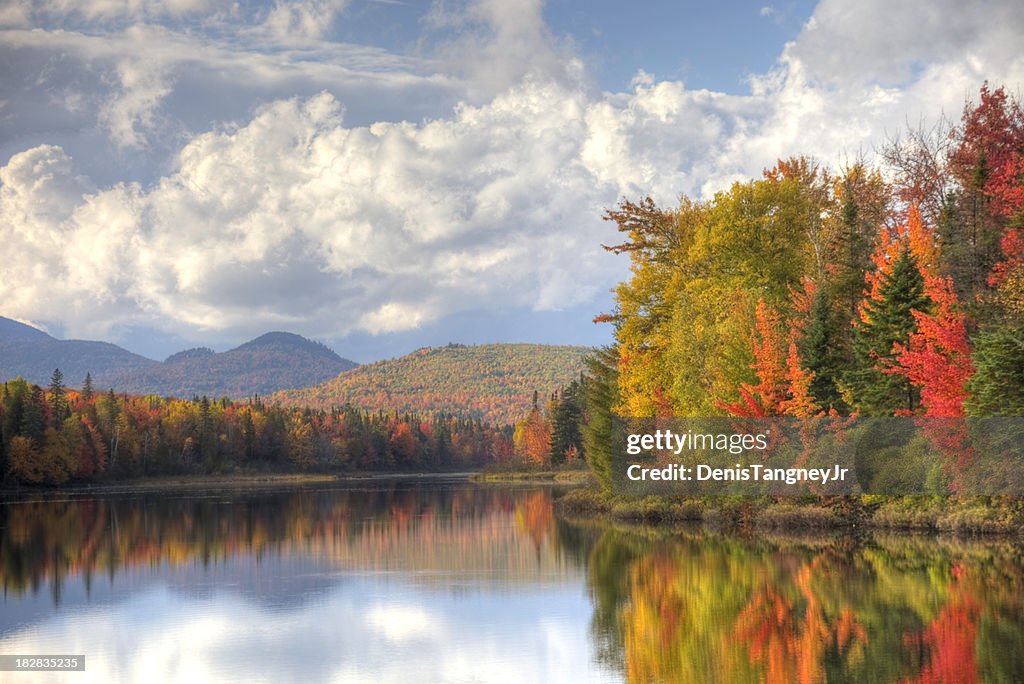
[556,487,1024,535]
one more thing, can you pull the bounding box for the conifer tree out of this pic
[549,380,585,464]
[582,348,620,493]
[849,246,930,414]
[82,372,94,403]
[801,289,845,410]
[965,324,1024,415]
[49,368,69,429]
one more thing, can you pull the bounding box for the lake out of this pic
[1,480,1022,682]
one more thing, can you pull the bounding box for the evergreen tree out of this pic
[549,380,585,464]
[48,368,69,429]
[849,246,931,414]
[965,323,1024,415]
[82,372,94,403]
[801,289,846,410]
[20,384,47,445]
[582,348,620,493]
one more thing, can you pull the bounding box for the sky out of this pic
[1,0,1023,363]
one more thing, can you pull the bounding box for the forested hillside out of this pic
[275,343,590,425]
[99,332,357,398]
[0,317,157,385]
[0,321,357,399]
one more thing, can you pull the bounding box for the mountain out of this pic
[0,317,356,397]
[98,332,357,398]
[274,343,591,425]
[0,316,52,341]
[0,316,157,386]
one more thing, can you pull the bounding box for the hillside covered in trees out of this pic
[0,316,157,386]
[100,332,357,398]
[0,321,357,398]
[275,343,590,425]
[581,83,1024,491]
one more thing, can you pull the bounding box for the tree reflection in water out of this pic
[2,486,1023,682]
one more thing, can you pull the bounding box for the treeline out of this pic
[0,370,513,486]
[583,83,1024,488]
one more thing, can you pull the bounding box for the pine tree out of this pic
[801,289,845,410]
[49,368,69,429]
[20,384,47,445]
[81,372,94,403]
[965,323,1024,415]
[549,380,584,464]
[582,348,620,493]
[849,246,931,414]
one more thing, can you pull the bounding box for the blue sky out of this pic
[1,0,1022,362]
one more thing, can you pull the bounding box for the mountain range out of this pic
[1,317,592,422]
[0,317,356,397]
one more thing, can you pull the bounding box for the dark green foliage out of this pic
[965,324,1024,415]
[20,385,47,446]
[849,247,931,415]
[48,368,69,428]
[583,348,620,493]
[801,289,846,411]
[81,373,94,403]
[829,187,876,319]
[549,379,585,464]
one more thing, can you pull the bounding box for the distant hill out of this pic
[0,316,157,386]
[274,343,591,425]
[99,332,357,398]
[0,317,52,341]
[0,317,356,398]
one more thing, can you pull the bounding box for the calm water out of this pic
[1,480,1023,683]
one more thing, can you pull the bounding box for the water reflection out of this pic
[2,484,1023,682]
[585,528,1024,683]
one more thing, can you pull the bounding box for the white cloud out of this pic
[98,56,175,148]
[12,0,231,25]
[1,0,1023,346]
[264,0,350,40]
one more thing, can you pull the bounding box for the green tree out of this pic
[549,379,585,464]
[48,368,70,429]
[965,324,1024,415]
[81,372,94,403]
[20,384,47,446]
[582,348,620,493]
[801,289,846,410]
[848,246,931,414]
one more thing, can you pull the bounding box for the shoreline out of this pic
[555,487,1024,537]
[0,471,480,496]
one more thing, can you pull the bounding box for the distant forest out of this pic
[0,371,515,485]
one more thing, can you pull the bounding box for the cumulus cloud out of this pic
[263,0,350,40]
[1,0,1023,347]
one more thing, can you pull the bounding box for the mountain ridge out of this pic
[0,316,356,398]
